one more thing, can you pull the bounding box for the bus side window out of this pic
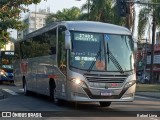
[46,28,57,55]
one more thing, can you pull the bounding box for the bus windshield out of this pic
[70,31,134,72]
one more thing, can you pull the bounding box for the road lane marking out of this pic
[2,89,19,95]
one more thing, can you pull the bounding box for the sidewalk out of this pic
[136,91,160,99]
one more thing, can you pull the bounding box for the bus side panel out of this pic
[53,67,67,100]
[35,55,56,96]
[14,59,23,87]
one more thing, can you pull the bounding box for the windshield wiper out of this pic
[106,43,124,74]
[88,41,102,72]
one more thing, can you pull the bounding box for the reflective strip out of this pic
[48,75,57,79]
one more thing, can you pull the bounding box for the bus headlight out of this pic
[71,78,88,88]
[74,78,81,85]
[0,71,4,75]
[72,78,81,85]
[124,80,136,89]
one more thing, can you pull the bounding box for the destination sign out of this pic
[74,33,100,42]
[5,52,14,55]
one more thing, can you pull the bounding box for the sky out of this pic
[10,0,140,40]
[10,0,86,39]
[28,0,86,14]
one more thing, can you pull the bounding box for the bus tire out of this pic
[49,80,63,106]
[49,79,56,101]
[99,102,111,107]
[23,79,31,96]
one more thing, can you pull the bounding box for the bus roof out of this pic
[21,21,131,41]
[62,21,131,35]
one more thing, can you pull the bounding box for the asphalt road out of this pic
[0,84,159,120]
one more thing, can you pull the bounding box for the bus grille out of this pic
[84,74,127,83]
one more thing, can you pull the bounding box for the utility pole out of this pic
[34,4,37,31]
[88,0,90,20]
[150,8,156,84]
[143,38,148,77]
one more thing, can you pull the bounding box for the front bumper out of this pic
[68,82,136,102]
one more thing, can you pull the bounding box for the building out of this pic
[1,41,14,51]
[17,8,50,40]
[156,31,160,44]
[136,39,151,77]
[143,32,160,83]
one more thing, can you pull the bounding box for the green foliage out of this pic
[81,0,126,26]
[46,0,125,27]
[46,7,81,24]
[0,30,9,48]
[138,8,148,40]
[0,0,45,49]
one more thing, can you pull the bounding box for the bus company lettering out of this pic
[73,51,97,56]
[11,112,42,118]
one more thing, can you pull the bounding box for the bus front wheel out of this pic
[99,102,111,107]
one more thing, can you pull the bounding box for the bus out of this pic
[0,51,14,84]
[14,21,137,107]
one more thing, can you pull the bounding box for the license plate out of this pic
[100,90,112,96]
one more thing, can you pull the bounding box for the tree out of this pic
[0,0,45,49]
[46,7,81,24]
[81,0,127,26]
[138,7,149,40]
[138,0,160,40]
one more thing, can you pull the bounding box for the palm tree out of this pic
[138,0,160,41]
[81,0,114,22]
[80,0,134,29]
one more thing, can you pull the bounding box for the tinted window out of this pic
[20,28,57,58]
